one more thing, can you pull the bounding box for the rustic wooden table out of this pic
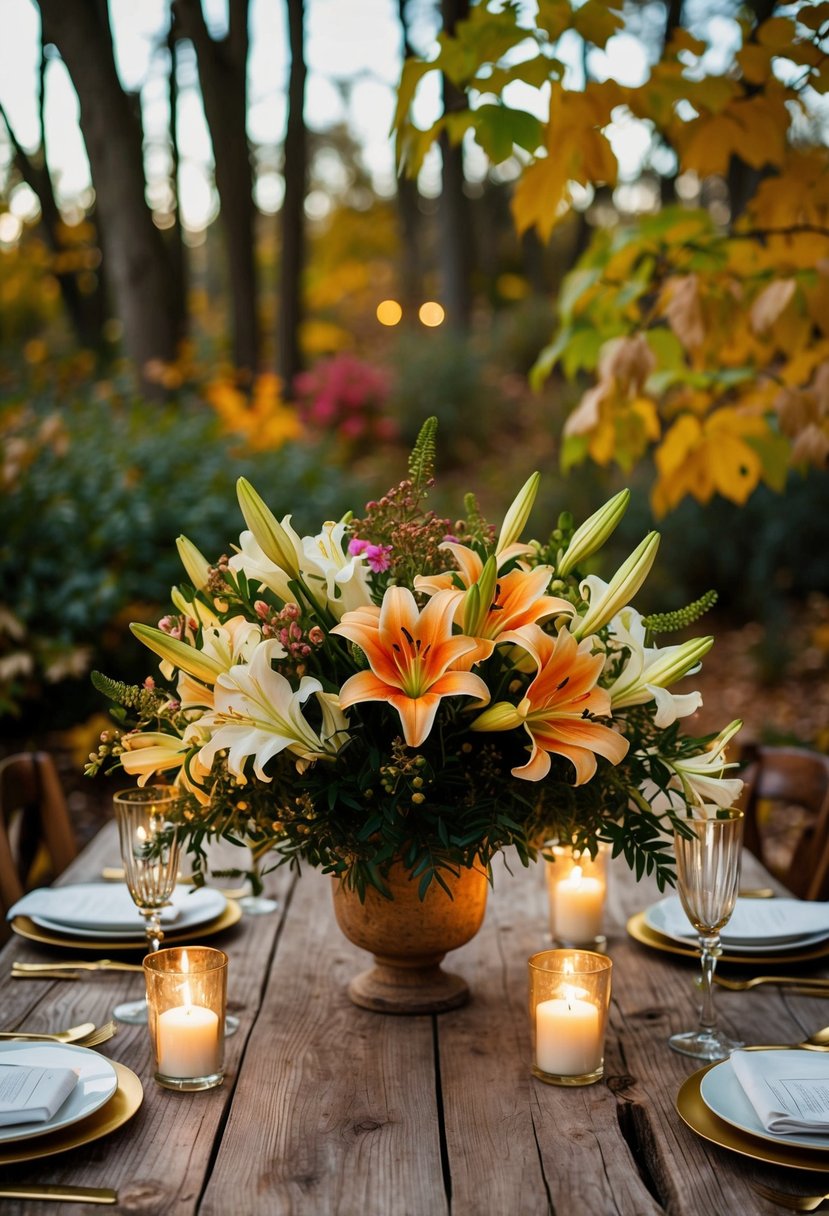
[2,822,829,1214]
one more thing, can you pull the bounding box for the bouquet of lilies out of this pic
[88,419,742,896]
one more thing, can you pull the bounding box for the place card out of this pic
[730,1050,829,1135]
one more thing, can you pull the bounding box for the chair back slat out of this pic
[0,751,78,920]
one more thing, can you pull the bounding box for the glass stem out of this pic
[698,932,721,1035]
[142,909,164,954]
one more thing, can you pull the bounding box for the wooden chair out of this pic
[0,751,77,920]
[738,744,829,900]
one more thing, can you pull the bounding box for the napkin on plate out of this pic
[6,883,181,931]
[651,895,829,943]
[0,1062,78,1127]
[730,1050,829,1135]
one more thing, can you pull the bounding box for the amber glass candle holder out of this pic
[144,947,228,1091]
[545,843,609,951]
[529,949,612,1087]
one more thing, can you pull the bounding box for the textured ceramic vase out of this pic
[332,861,489,1014]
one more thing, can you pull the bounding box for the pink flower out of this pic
[365,543,392,573]
[348,538,369,556]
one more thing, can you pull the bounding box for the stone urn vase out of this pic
[332,861,489,1015]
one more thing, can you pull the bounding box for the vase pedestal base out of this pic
[347,955,470,1015]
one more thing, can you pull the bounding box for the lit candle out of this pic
[553,865,605,942]
[535,979,602,1076]
[157,1004,220,1079]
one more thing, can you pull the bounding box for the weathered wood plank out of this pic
[200,867,447,1216]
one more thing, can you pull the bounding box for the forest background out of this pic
[1,0,827,835]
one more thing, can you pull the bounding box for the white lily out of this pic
[197,639,348,781]
[300,521,374,619]
[236,478,303,580]
[640,720,744,815]
[120,722,212,802]
[597,596,712,727]
[229,529,299,605]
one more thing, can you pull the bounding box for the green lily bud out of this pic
[176,535,211,591]
[573,531,660,639]
[462,583,482,636]
[237,478,300,579]
[130,623,225,684]
[463,555,499,635]
[470,701,523,732]
[557,489,630,578]
[496,471,540,553]
[644,635,714,689]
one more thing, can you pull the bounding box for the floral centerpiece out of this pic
[88,418,742,906]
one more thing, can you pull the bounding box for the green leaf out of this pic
[473,104,543,162]
[560,433,590,472]
[529,326,572,390]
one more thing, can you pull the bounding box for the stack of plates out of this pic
[629,896,829,965]
[678,1051,829,1171]
[8,883,241,952]
[0,1042,142,1165]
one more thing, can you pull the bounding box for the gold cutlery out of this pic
[751,1181,829,1211]
[747,1026,829,1051]
[13,959,144,974]
[0,1021,95,1042]
[0,1020,116,1048]
[714,975,829,993]
[739,887,777,899]
[0,1184,118,1204]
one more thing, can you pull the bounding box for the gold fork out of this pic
[76,1019,117,1048]
[752,1181,829,1210]
[715,975,829,993]
[13,959,144,975]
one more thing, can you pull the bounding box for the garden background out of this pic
[1,0,827,843]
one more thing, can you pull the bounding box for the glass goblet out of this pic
[238,839,278,916]
[113,786,181,1024]
[669,809,744,1061]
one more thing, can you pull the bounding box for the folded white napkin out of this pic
[7,883,181,931]
[730,1050,829,1135]
[0,1062,78,1127]
[651,895,829,943]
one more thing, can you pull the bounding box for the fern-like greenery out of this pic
[408,415,438,497]
[90,671,165,716]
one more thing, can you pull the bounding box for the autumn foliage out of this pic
[395,0,829,514]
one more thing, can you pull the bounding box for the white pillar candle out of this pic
[157,1005,220,1079]
[535,989,602,1076]
[553,866,605,942]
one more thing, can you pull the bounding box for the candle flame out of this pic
[563,958,574,977]
[569,865,583,888]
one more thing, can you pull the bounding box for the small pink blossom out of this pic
[348,538,369,556]
[364,543,393,573]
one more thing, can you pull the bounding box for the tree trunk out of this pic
[396,0,423,319]
[173,0,258,377]
[166,16,187,342]
[278,0,308,393]
[37,0,178,375]
[439,0,474,332]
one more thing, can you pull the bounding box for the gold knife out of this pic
[0,1184,117,1203]
[13,960,144,973]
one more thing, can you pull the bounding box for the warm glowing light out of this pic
[376,299,403,326]
[418,301,445,327]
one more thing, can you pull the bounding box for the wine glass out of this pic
[113,786,181,1024]
[669,809,744,1061]
[239,839,278,916]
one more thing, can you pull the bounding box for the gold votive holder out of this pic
[544,842,609,951]
[144,947,227,1091]
[529,949,612,1087]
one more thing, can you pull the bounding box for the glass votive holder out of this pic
[528,949,612,1087]
[144,947,227,1091]
[545,842,609,951]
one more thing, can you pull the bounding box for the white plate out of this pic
[30,886,227,941]
[644,898,829,955]
[701,1055,829,1153]
[0,1042,118,1145]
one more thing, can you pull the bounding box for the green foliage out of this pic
[0,391,359,728]
[407,415,438,495]
[642,591,719,636]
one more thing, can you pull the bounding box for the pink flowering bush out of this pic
[293,354,396,454]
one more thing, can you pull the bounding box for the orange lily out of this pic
[331,587,489,747]
[471,624,629,783]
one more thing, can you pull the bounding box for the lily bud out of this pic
[130,623,224,684]
[496,471,540,553]
[462,583,482,637]
[573,531,660,639]
[237,478,300,579]
[557,489,630,577]
[176,535,211,591]
[643,635,714,690]
[470,701,523,732]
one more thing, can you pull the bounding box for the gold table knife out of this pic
[0,1184,117,1203]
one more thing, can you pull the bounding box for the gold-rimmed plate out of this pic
[0,1062,143,1165]
[10,900,241,953]
[677,1063,829,1172]
[627,912,829,967]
